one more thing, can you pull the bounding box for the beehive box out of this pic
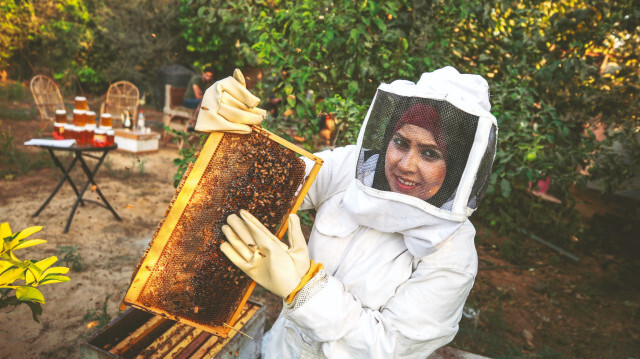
[114,129,161,154]
[81,301,265,359]
[122,127,322,337]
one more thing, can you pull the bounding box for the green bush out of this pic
[0,123,52,178]
[0,81,27,101]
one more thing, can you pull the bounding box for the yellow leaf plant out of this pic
[0,222,70,322]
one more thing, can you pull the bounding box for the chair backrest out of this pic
[30,75,65,124]
[101,81,140,125]
[171,86,187,108]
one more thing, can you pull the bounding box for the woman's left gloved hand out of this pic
[221,210,314,299]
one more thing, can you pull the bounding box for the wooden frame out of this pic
[122,127,323,337]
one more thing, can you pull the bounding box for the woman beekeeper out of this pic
[195,66,498,358]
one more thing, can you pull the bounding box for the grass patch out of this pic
[103,157,148,179]
[82,295,112,330]
[0,80,28,102]
[0,122,52,178]
[0,106,38,122]
[56,245,84,272]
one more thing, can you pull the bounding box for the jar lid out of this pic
[101,126,113,130]
[95,128,107,134]
[86,111,96,116]
[107,130,115,135]
[73,109,86,114]
[54,122,64,127]
[56,109,66,115]
[101,113,112,118]
[75,96,86,101]
[86,124,96,130]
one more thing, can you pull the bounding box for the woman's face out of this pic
[385,124,447,201]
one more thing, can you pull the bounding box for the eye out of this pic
[392,136,409,149]
[421,148,442,161]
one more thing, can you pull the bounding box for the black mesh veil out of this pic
[356,89,496,213]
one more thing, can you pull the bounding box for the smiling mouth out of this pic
[395,176,420,191]
[398,177,417,186]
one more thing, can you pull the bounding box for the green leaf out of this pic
[16,286,44,304]
[349,28,359,43]
[26,263,43,284]
[0,261,12,273]
[284,84,293,95]
[13,239,47,251]
[25,301,43,323]
[34,256,58,271]
[0,267,25,286]
[42,266,70,277]
[348,81,359,96]
[372,17,386,32]
[500,179,512,198]
[39,274,70,285]
[0,223,11,240]
[326,29,334,42]
[14,226,42,241]
[400,37,408,51]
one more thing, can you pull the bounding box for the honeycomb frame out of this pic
[122,126,323,337]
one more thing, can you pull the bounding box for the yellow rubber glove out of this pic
[220,210,311,299]
[195,69,267,134]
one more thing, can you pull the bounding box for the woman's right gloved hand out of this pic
[194,69,267,134]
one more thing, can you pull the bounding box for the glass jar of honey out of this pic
[73,109,87,127]
[74,96,87,110]
[100,113,113,128]
[54,123,64,138]
[55,109,67,124]
[106,129,115,146]
[63,124,73,139]
[86,111,96,127]
[85,124,96,146]
[93,128,107,146]
[76,126,87,146]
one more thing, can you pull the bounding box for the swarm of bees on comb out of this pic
[130,129,307,328]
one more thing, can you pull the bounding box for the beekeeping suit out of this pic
[198,67,498,358]
[262,66,497,358]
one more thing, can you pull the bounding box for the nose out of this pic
[397,149,418,173]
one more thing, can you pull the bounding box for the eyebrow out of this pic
[394,132,441,152]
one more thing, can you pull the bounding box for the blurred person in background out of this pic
[183,66,215,109]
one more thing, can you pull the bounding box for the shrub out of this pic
[0,223,71,322]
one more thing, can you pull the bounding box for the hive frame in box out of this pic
[121,126,322,337]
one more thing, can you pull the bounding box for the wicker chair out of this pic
[100,81,140,128]
[30,75,66,129]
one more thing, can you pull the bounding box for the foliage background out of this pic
[2,0,639,258]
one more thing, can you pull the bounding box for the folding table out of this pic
[32,143,122,233]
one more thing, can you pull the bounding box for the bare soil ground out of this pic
[1,104,639,358]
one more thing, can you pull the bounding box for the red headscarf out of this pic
[393,103,447,159]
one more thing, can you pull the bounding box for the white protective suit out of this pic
[263,67,498,358]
